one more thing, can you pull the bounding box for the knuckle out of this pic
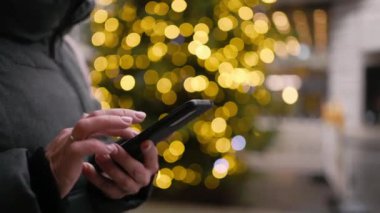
[140,175,151,186]
[128,185,140,195]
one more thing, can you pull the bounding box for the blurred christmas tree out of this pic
[88,0,298,197]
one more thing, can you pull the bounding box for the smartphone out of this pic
[118,99,213,161]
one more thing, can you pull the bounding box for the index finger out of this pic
[72,115,132,140]
[88,109,146,123]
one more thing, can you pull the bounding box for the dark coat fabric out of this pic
[0,0,149,212]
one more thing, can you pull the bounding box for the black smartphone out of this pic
[118,99,213,161]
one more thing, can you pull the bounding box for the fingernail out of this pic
[82,113,89,118]
[141,141,151,151]
[135,111,146,119]
[107,144,117,153]
[130,130,139,137]
[121,116,132,124]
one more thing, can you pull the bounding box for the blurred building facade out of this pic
[254,0,380,211]
[326,0,380,211]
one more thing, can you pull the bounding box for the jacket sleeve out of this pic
[0,148,64,213]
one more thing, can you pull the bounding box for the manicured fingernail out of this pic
[121,116,132,124]
[135,111,146,119]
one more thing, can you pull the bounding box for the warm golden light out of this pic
[238,6,254,20]
[165,25,180,39]
[282,86,299,104]
[125,33,141,48]
[156,78,172,93]
[171,0,187,13]
[120,75,135,91]
[93,9,108,24]
[211,117,227,133]
[92,32,106,46]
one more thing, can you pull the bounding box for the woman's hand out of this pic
[82,140,159,199]
[45,109,149,198]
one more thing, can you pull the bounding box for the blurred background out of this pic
[71,0,380,212]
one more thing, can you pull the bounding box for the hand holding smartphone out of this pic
[119,99,213,161]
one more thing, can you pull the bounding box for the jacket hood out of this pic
[0,0,94,42]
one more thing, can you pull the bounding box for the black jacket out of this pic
[0,0,149,212]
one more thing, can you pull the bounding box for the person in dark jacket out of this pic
[0,0,158,212]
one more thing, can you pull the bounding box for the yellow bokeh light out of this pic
[162,91,177,105]
[155,170,172,189]
[163,150,180,163]
[93,9,108,24]
[262,0,277,3]
[282,86,299,104]
[230,37,244,51]
[145,1,157,15]
[188,40,202,55]
[156,141,169,156]
[218,62,234,73]
[140,16,156,32]
[119,55,134,70]
[193,31,209,44]
[171,0,187,13]
[259,48,275,63]
[148,42,168,62]
[254,20,269,34]
[173,166,187,181]
[157,78,172,93]
[218,17,234,32]
[105,18,119,32]
[92,32,106,46]
[120,75,135,91]
[238,6,254,20]
[179,23,194,37]
[155,2,170,16]
[205,56,220,72]
[125,33,141,48]
[169,140,185,156]
[204,81,219,97]
[223,45,238,59]
[194,23,210,34]
[165,25,180,39]
[212,165,228,179]
[211,117,227,133]
[94,56,108,71]
[195,45,211,60]
[215,137,231,153]
[243,51,259,67]
[224,101,238,117]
